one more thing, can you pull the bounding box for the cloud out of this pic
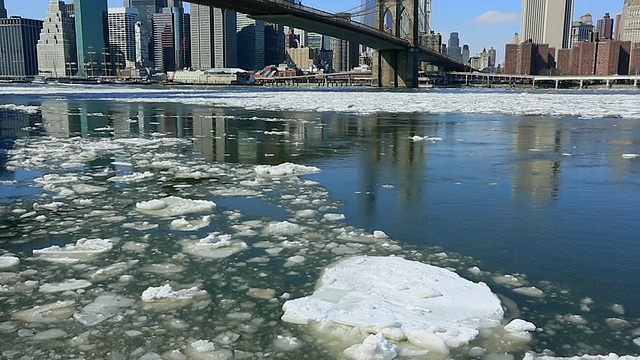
[474,11,519,26]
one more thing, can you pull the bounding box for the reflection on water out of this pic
[1,92,640,358]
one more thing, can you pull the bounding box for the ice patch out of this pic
[136,196,216,217]
[621,154,639,160]
[282,256,504,354]
[170,216,212,231]
[0,255,19,269]
[344,333,399,360]
[264,221,303,235]
[504,319,536,340]
[324,213,346,221]
[512,286,545,298]
[39,279,92,293]
[186,339,233,359]
[141,284,208,302]
[12,300,76,323]
[72,184,108,194]
[524,353,640,360]
[33,238,114,263]
[73,293,134,326]
[255,162,321,177]
[107,171,155,183]
[181,234,247,259]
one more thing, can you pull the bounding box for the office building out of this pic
[615,13,622,40]
[108,7,139,71]
[134,21,150,67]
[488,47,497,67]
[37,1,77,77]
[0,17,43,76]
[75,0,109,76]
[153,6,190,72]
[265,23,285,66]
[595,40,630,75]
[619,0,640,43]
[0,0,7,19]
[331,36,359,72]
[236,13,265,70]
[504,41,555,75]
[462,44,470,64]
[521,0,574,50]
[597,13,614,40]
[570,13,595,48]
[447,32,462,61]
[191,5,237,69]
[360,0,375,27]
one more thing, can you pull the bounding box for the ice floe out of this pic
[12,300,76,323]
[33,238,114,263]
[344,333,399,360]
[181,234,247,259]
[141,284,208,302]
[0,255,19,269]
[73,293,134,326]
[169,215,212,231]
[282,256,504,354]
[255,162,321,177]
[39,279,92,293]
[136,196,216,217]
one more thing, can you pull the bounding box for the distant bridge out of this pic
[188,0,465,87]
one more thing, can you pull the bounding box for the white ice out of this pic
[73,293,134,326]
[181,234,247,259]
[12,300,76,323]
[170,216,212,231]
[281,256,504,354]
[107,171,155,183]
[39,279,92,293]
[621,154,639,160]
[136,196,216,217]
[343,333,399,360]
[255,162,321,177]
[524,353,640,360]
[33,238,114,263]
[141,284,208,302]
[0,255,19,269]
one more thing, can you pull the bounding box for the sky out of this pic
[4,0,625,61]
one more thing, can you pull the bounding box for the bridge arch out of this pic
[398,7,411,40]
[383,9,394,35]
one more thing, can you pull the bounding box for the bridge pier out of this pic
[372,49,417,88]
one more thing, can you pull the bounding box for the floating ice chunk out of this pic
[181,234,247,259]
[186,339,233,360]
[33,202,65,211]
[611,304,625,315]
[0,255,19,269]
[247,288,276,300]
[87,260,139,282]
[512,286,545,298]
[214,331,240,345]
[32,329,68,341]
[504,319,536,340]
[136,196,216,217]
[34,174,78,186]
[295,209,318,218]
[255,162,321,177]
[493,274,528,287]
[210,187,261,197]
[373,231,388,239]
[141,284,208,302]
[344,333,399,360]
[606,318,631,329]
[12,300,76,323]
[324,213,346,221]
[141,263,185,274]
[264,221,302,235]
[33,238,114,263]
[563,314,588,325]
[40,279,92,293]
[274,335,301,351]
[621,154,639,159]
[170,216,212,231]
[73,293,134,326]
[107,171,155,183]
[411,136,443,142]
[122,221,159,231]
[634,338,640,347]
[72,184,108,194]
[282,256,504,353]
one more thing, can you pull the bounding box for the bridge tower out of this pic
[372,0,421,88]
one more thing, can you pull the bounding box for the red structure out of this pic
[596,13,614,40]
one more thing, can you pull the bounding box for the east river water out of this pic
[1,85,639,359]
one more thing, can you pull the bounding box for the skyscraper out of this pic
[570,13,595,48]
[75,0,109,76]
[236,13,265,70]
[619,0,640,43]
[0,0,7,19]
[124,0,165,66]
[108,7,139,72]
[153,6,189,72]
[360,0,375,27]
[37,1,77,77]
[521,0,574,50]
[191,5,236,69]
[0,16,43,76]
[447,32,462,61]
[596,13,614,40]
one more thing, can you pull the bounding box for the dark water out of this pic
[1,85,640,359]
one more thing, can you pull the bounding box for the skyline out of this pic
[3,0,624,61]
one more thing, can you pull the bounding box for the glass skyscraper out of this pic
[75,0,109,76]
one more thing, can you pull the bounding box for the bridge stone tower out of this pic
[372,0,420,88]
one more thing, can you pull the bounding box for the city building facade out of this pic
[570,13,595,48]
[619,0,640,43]
[37,1,77,77]
[0,16,43,76]
[521,0,574,51]
[108,7,139,72]
[504,41,555,75]
[331,36,359,72]
[596,13,614,40]
[236,13,265,71]
[74,0,109,76]
[0,0,7,19]
[191,5,237,70]
[446,32,462,62]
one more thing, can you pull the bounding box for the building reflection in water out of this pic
[512,118,562,206]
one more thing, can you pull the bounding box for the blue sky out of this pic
[5,0,624,61]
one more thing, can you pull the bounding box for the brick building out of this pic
[556,48,571,74]
[631,43,640,75]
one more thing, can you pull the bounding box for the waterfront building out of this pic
[469,48,490,71]
[570,13,595,48]
[597,13,614,40]
[36,1,77,77]
[595,40,631,75]
[190,4,237,70]
[446,32,462,62]
[488,47,497,67]
[521,0,574,51]
[619,0,640,43]
[108,8,138,72]
[504,41,554,75]
[0,0,7,19]
[237,13,265,71]
[331,35,359,72]
[265,23,285,66]
[0,16,43,76]
[556,48,571,74]
[74,0,109,77]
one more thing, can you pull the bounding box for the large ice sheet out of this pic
[255,162,321,177]
[0,255,19,269]
[136,196,216,217]
[282,256,504,354]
